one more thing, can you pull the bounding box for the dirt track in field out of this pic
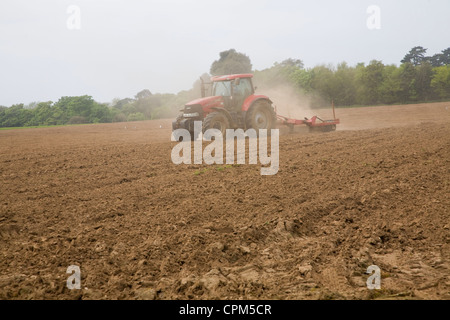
[0,101,449,300]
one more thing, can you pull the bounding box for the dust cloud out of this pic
[256,82,314,119]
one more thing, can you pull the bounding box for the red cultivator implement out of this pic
[275,102,340,132]
[277,114,340,132]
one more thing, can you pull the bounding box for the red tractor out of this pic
[172,74,276,140]
[172,73,339,140]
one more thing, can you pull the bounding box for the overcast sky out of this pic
[0,0,449,106]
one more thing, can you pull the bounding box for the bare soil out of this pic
[0,101,449,300]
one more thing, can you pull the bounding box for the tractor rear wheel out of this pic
[203,112,230,137]
[246,100,277,134]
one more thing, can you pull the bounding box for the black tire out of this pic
[245,100,277,134]
[203,112,230,137]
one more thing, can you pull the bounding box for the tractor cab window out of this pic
[236,78,253,98]
[213,81,231,97]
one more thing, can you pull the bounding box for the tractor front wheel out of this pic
[203,112,230,137]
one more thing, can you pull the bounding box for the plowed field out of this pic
[1,102,449,299]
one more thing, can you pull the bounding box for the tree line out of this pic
[1,46,449,128]
[0,89,199,128]
[254,46,450,107]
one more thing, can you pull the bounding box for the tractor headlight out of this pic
[184,112,200,118]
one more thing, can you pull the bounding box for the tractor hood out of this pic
[185,96,224,112]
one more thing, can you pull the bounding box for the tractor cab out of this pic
[211,75,254,96]
[203,74,255,111]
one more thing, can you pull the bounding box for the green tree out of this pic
[133,90,162,119]
[401,46,428,66]
[441,47,450,65]
[210,49,252,76]
[53,95,97,122]
[26,101,54,126]
[0,104,33,127]
[276,58,304,69]
[333,62,357,106]
[135,89,152,100]
[415,62,434,101]
[112,98,135,110]
[431,65,450,99]
[122,102,138,116]
[398,63,417,102]
[89,103,112,123]
[358,60,385,105]
[309,65,336,103]
[430,47,450,67]
[379,65,402,104]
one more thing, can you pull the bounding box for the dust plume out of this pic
[254,81,328,120]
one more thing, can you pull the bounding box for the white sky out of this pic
[0,0,449,106]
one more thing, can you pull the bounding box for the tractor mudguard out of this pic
[241,95,272,112]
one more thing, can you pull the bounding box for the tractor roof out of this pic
[210,74,253,82]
